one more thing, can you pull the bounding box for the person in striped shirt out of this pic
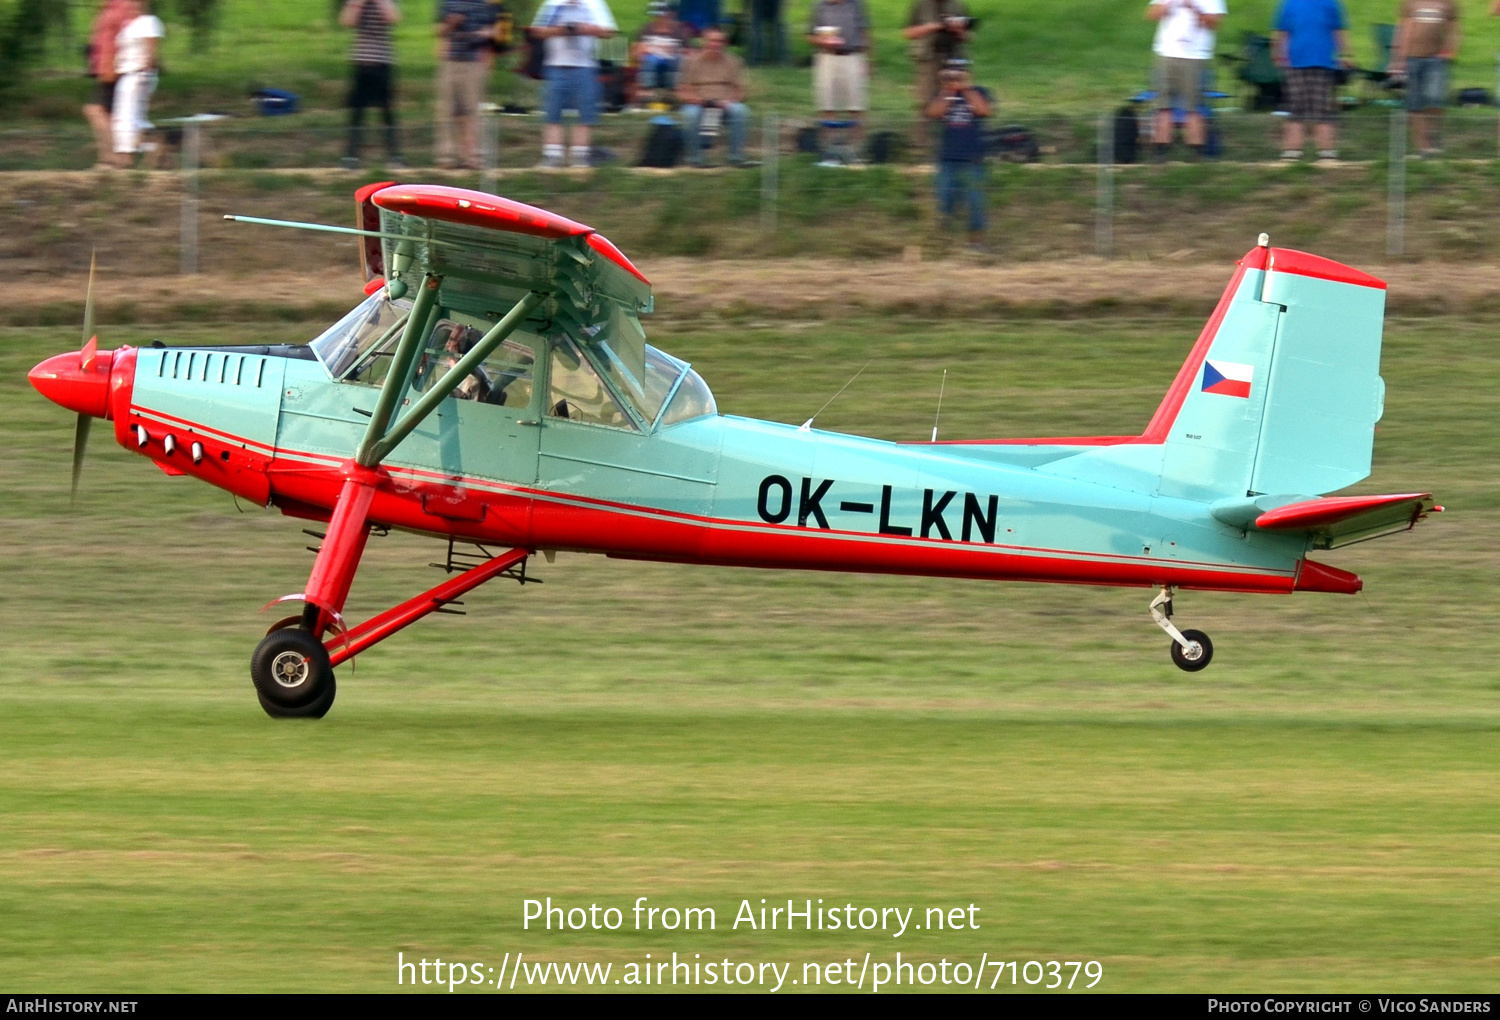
[339,0,406,168]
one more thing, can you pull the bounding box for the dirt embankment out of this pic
[8,257,1500,327]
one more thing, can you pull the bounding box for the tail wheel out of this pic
[1170,629,1214,672]
[252,627,335,712]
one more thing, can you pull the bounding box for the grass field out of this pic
[13,0,1500,119]
[1,302,1496,991]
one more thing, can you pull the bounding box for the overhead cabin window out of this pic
[659,368,717,427]
[413,317,537,408]
[311,291,410,379]
[546,336,636,430]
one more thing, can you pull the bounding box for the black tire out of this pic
[1170,629,1214,672]
[251,627,334,709]
[257,674,336,719]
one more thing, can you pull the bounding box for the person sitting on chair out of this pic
[677,28,752,167]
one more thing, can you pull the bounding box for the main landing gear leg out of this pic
[252,471,379,719]
[1150,586,1214,672]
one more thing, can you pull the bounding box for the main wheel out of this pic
[257,674,336,719]
[251,627,334,711]
[1170,629,1214,672]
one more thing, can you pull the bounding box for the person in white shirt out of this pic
[530,0,618,168]
[1146,0,1226,158]
[112,0,165,165]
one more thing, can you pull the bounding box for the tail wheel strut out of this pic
[1150,586,1214,672]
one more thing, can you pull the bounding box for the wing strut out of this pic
[364,289,543,467]
[353,278,542,468]
[356,272,443,467]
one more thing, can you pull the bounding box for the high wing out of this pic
[357,182,652,341]
[328,184,661,468]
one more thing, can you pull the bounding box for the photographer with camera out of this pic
[530,0,618,168]
[903,0,971,147]
[1146,0,1225,161]
[924,58,991,252]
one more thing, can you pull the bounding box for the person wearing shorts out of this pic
[809,0,870,158]
[1273,0,1351,161]
[112,0,163,165]
[531,0,617,168]
[1391,0,1459,157]
[435,0,498,169]
[84,0,132,169]
[1146,1,1225,160]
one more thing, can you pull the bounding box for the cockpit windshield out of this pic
[310,291,410,378]
[572,307,716,428]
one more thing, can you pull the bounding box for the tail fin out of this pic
[948,244,1387,503]
[1144,244,1387,500]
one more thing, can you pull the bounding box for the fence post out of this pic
[180,119,201,276]
[1096,111,1114,258]
[480,103,500,195]
[761,110,779,237]
[1387,107,1406,257]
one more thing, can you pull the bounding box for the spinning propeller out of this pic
[73,253,99,501]
[28,252,123,505]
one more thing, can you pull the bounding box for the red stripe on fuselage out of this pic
[125,401,1296,595]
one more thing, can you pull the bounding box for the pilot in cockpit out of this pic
[434,322,492,401]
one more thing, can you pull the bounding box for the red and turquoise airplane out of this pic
[30,184,1441,718]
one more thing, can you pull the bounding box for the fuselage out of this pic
[35,333,1325,596]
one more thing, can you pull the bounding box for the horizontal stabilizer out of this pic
[1253,492,1440,548]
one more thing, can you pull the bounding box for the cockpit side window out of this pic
[658,367,717,426]
[414,317,537,409]
[546,336,636,430]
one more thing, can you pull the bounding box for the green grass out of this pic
[0,311,1497,991]
[12,0,1500,119]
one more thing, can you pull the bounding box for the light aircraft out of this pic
[30,184,1441,718]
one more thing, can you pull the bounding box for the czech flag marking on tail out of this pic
[1202,360,1253,398]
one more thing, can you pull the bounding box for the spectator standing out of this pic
[1391,0,1460,157]
[808,0,872,157]
[1491,1,1500,150]
[84,0,132,170]
[531,0,618,168]
[924,58,990,251]
[340,0,404,169]
[677,0,722,37]
[435,0,499,169]
[111,0,163,167]
[748,0,787,66]
[903,0,970,147]
[1272,0,1351,161]
[678,27,751,166]
[1146,0,1226,160]
[484,0,523,112]
[633,2,688,107]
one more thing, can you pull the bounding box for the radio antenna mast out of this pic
[801,360,872,431]
[930,369,948,442]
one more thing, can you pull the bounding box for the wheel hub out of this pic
[271,650,311,688]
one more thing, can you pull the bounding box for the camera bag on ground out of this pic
[867,130,903,164]
[988,124,1039,163]
[1112,104,1139,164]
[638,116,684,168]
